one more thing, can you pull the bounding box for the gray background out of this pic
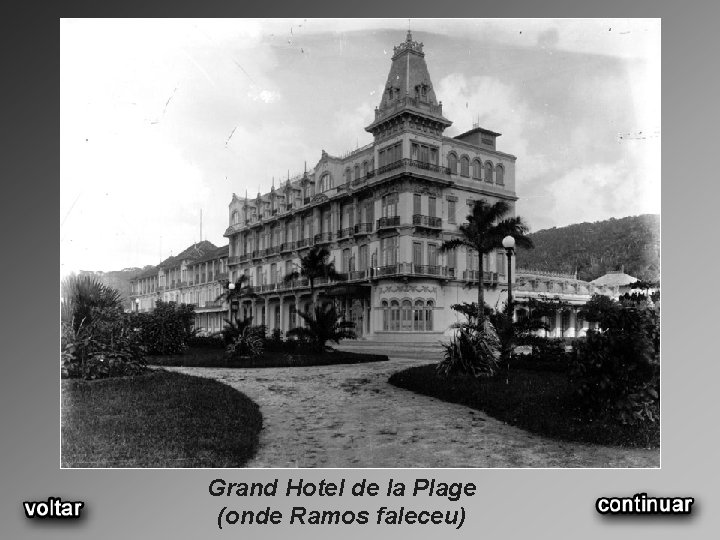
[3,1,719,538]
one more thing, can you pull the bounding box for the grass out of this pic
[389,364,659,449]
[61,370,263,467]
[148,347,389,368]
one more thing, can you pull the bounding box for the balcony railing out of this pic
[314,232,333,244]
[251,249,265,259]
[337,227,353,240]
[354,223,373,235]
[374,263,456,279]
[412,214,442,228]
[304,197,311,205]
[377,216,400,229]
[295,238,309,249]
[463,270,499,284]
[266,245,281,256]
[280,241,294,252]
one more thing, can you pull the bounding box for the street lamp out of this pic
[135,298,140,312]
[228,282,236,320]
[502,235,516,318]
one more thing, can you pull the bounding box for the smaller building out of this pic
[591,269,639,297]
[514,268,619,339]
[129,241,230,335]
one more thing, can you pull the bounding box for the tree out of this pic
[216,274,256,319]
[283,245,345,306]
[441,200,533,324]
[286,304,356,353]
[61,274,124,332]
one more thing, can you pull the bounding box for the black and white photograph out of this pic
[60,18,660,469]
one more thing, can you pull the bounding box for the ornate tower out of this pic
[365,31,452,140]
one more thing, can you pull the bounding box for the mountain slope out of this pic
[516,214,660,282]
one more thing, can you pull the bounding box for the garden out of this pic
[389,199,659,449]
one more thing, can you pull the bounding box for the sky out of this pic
[60,18,660,275]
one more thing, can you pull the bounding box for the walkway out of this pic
[168,356,659,468]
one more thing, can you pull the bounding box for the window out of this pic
[413,193,421,215]
[320,173,332,192]
[427,244,438,267]
[448,153,458,174]
[414,300,425,331]
[447,248,457,274]
[354,164,360,180]
[484,161,494,183]
[472,159,482,180]
[428,197,436,218]
[390,300,400,331]
[496,250,506,275]
[362,161,368,177]
[425,300,434,331]
[359,244,368,270]
[382,193,398,217]
[342,248,352,272]
[270,263,277,284]
[231,210,239,224]
[381,236,397,266]
[448,200,456,224]
[496,164,505,185]
[401,300,413,331]
[460,156,470,177]
[382,301,389,331]
[413,242,422,267]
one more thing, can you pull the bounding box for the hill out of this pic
[77,267,151,310]
[516,214,660,282]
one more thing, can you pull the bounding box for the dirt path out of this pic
[168,358,659,468]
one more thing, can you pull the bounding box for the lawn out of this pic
[389,364,659,448]
[148,347,388,368]
[61,370,263,467]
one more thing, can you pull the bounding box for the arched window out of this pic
[382,300,389,331]
[390,300,400,331]
[354,164,360,180]
[425,300,434,331]
[401,300,413,331]
[448,153,458,175]
[472,159,482,180]
[414,300,425,331]
[231,210,239,224]
[460,156,470,177]
[484,161,494,183]
[362,161,368,177]
[495,164,504,185]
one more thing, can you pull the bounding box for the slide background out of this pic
[3,1,718,538]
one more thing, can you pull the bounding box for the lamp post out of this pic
[135,298,140,312]
[502,235,516,318]
[228,282,236,320]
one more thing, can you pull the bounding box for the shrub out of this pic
[225,326,265,361]
[186,335,225,349]
[571,300,660,425]
[287,304,356,353]
[437,320,502,379]
[61,275,146,380]
[130,301,196,355]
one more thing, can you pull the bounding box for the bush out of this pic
[287,304,356,353]
[571,298,660,425]
[186,335,225,349]
[130,301,196,355]
[225,326,265,361]
[437,320,502,379]
[61,275,147,380]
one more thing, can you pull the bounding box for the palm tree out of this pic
[286,304,356,353]
[216,274,256,320]
[441,200,533,324]
[283,245,345,307]
[61,274,123,331]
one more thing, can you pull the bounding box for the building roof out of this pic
[158,241,218,269]
[590,271,638,287]
[193,245,229,264]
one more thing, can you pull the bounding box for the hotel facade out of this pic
[130,32,618,341]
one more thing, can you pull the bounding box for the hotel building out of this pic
[224,31,521,341]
